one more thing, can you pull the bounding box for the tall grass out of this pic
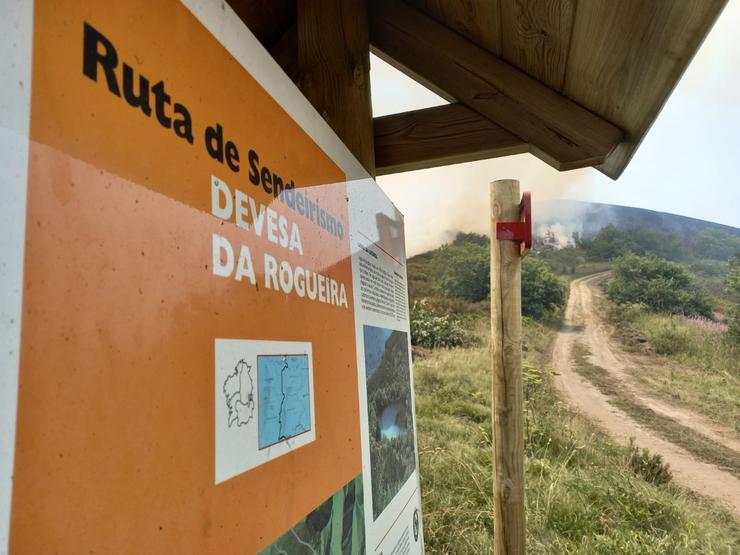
[413,319,740,553]
[607,301,740,429]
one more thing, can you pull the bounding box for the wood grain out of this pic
[405,0,502,56]
[564,0,726,178]
[298,0,375,175]
[499,0,576,91]
[490,179,526,555]
[374,104,528,175]
[369,0,623,171]
[226,0,296,49]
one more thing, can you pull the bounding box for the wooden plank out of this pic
[405,0,502,56]
[563,0,726,179]
[499,0,576,91]
[369,0,623,171]
[226,0,296,49]
[269,25,299,84]
[490,180,526,555]
[374,104,528,175]
[297,0,375,175]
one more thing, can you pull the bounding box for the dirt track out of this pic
[552,273,740,520]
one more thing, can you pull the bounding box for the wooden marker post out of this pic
[490,179,528,554]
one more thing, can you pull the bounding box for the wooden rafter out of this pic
[369,0,623,172]
[375,104,527,176]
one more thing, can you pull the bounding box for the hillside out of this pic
[536,200,740,244]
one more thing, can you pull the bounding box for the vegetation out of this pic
[430,240,489,302]
[413,322,740,553]
[727,254,740,338]
[409,300,469,349]
[416,232,567,324]
[520,257,567,320]
[404,215,740,552]
[582,224,686,261]
[606,253,713,318]
[606,300,740,430]
[693,228,740,260]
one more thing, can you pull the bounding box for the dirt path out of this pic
[552,273,740,520]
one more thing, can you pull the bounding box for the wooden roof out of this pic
[228,0,726,180]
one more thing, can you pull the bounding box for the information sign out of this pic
[0,1,424,553]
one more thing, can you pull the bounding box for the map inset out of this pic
[258,354,311,449]
[223,360,255,427]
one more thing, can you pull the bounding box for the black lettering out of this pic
[83,22,120,96]
[173,103,193,144]
[151,81,171,128]
[319,208,326,228]
[205,124,224,163]
[261,167,272,194]
[248,149,260,185]
[122,64,151,115]
[225,141,239,172]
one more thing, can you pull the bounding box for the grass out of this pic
[413,319,740,553]
[606,300,740,431]
[571,342,740,479]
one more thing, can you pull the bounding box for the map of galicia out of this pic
[223,360,255,427]
[258,354,311,449]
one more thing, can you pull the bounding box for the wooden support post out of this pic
[297,0,375,176]
[490,179,526,555]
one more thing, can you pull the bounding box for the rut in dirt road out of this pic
[552,273,740,520]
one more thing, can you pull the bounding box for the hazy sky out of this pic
[371,0,740,255]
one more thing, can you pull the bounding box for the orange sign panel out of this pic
[4,1,424,553]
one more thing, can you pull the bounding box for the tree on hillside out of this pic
[693,229,740,261]
[606,253,713,318]
[429,237,567,319]
[584,225,686,261]
[584,225,637,260]
[521,257,567,319]
[452,232,489,247]
[430,242,489,302]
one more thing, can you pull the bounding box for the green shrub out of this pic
[645,319,694,355]
[430,242,490,302]
[628,439,673,486]
[521,257,567,320]
[606,253,713,317]
[409,300,468,349]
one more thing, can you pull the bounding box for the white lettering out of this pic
[212,234,234,277]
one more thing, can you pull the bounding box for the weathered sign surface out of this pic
[0,1,424,553]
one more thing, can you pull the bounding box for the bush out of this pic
[521,257,567,320]
[645,319,694,355]
[628,439,673,485]
[430,242,489,302]
[606,253,713,318]
[409,300,468,348]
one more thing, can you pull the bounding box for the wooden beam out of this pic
[369,0,623,171]
[374,104,528,175]
[270,25,299,84]
[499,0,576,91]
[297,0,375,176]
